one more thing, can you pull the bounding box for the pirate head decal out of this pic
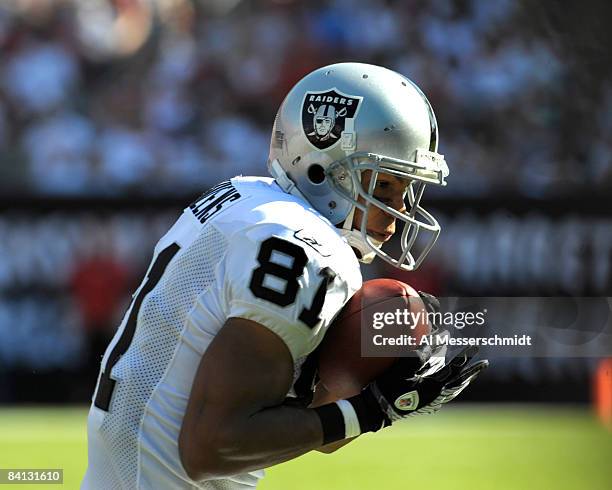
[302,88,363,150]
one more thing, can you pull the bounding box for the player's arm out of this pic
[179,225,362,470]
[179,316,325,481]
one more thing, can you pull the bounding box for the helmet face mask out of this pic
[327,151,446,271]
[267,62,449,271]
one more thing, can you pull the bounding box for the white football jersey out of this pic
[82,176,362,490]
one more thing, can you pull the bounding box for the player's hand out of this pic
[315,292,488,443]
[359,345,489,430]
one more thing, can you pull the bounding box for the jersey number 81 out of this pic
[249,237,335,329]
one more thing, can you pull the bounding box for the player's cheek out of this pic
[365,205,390,230]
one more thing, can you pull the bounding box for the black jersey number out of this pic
[94,243,181,411]
[249,237,335,329]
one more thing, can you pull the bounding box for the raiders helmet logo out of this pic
[302,88,363,150]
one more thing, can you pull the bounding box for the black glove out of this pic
[354,345,489,432]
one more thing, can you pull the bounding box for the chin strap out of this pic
[268,159,309,203]
[340,228,382,264]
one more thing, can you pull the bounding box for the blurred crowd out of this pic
[1,0,610,197]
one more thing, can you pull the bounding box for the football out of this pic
[317,278,431,399]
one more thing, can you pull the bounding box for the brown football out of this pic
[317,278,430,399]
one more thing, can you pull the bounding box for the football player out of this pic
[81,63,487,489]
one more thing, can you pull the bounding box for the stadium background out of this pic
[0,0,610,488]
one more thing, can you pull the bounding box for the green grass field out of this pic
[0,405,610,489]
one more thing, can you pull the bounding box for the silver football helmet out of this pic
[268,62,448,271]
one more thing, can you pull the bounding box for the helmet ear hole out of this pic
[307,164,326,184]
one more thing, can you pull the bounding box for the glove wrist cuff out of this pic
[313,389,389,445]
[347,389,389,433]
[313,403,345,445]
[335,400,361,438]
[313,399,364,446]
